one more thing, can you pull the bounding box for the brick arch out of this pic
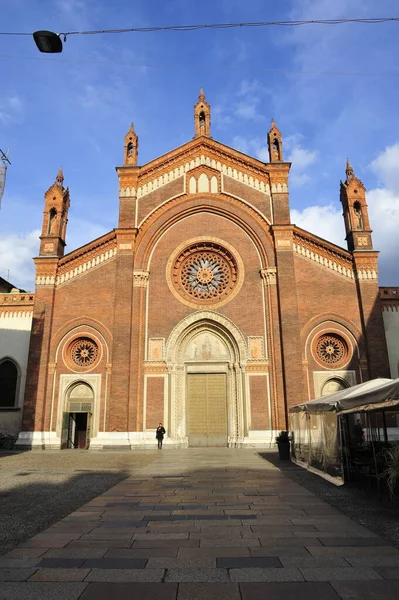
[51,318,112,365]
[134,194,274,269]
[301,313,363,349]
[303,319,361,363]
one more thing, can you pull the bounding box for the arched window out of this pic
[127,142,134,156]
[0,359,19,407]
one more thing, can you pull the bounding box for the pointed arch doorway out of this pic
[165,312,248,447]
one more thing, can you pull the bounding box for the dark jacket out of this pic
[156,426,166,440]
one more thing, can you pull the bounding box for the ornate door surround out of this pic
[165,311,248,447]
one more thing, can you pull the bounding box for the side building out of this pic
[0,278,34,443]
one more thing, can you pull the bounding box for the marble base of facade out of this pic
[15,430,279,449]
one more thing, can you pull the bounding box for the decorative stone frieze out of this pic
[260,267,277,285]
[123,154,275,201]
[133,270,150,287]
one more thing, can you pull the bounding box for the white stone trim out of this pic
[127,154,272,200]
[57,374,102,439]
[15,431,61,449]
[36,275,56,286]
[241,429,280,447]
[293,242,355,280]
[0,310,33,318]
[357,269,378,281]
[54,248,117,287]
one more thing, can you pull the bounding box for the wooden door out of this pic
[187,373,227,446]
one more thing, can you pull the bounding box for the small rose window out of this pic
[316,334,348,366]
[70,338,99,368]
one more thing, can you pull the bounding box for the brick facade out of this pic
[15,92,390,449]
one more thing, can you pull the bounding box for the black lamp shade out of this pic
[33,31,63,53]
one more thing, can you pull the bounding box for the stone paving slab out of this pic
[29,568,90,581]
[3,448,399,598]
[0,582,88,600]
[177,582,241,600]
[240,582,342,600]
[165,568,229,582]
[0,568,37,581]
[79,582,178,600]
[374,567,399,580]
[85,568,165,582]
[331,581,399,599]
[300,567,383,581]
[229,567,304,582]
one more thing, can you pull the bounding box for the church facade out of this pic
[11,91,391,449]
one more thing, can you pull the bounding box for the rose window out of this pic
[173,243,238,303]
[316,334,348,365]
[70,338,99,368]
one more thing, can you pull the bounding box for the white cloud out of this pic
[369,142,399,195]
[234,99,264,122]
[56,0,85,14]
[284,133,318,186]
[0,230,40,291]
[237,79,268,97]
[66,219,109,253]
[0,95,23,124]
[232,135,268,162]
[291,204,345,246]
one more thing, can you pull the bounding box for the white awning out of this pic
[290,378,399,414]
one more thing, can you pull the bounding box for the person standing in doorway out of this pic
[156,423,166,449]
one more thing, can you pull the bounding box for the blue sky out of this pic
[1,0,399,290]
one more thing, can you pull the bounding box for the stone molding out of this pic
[260,267,277,285]
[165,310,247,364]
[133,270,150,287]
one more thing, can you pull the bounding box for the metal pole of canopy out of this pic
[366,412,380,493]
[382,411,389,446]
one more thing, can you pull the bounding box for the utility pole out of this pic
[0,149,11,208]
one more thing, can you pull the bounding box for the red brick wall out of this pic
[223,177,272,222]
[249,375,270,429]
[145,377,165,429]
[137,178,184,225]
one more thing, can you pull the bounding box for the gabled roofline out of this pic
[117,135,291,176]
[293,225,352,260]
[58,230,116,266]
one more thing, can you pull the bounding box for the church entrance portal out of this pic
[61,412,91,449]
[166,312,248,447]
[187,373,227,447]
[61,382,94,449]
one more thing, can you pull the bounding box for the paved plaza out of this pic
[1,448,399,599]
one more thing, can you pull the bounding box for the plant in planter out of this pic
[276,430,291,460]
[0,432,16,450]
[382,444,399,500]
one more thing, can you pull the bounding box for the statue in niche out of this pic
[48,209,57,235]
[353,203,364,229]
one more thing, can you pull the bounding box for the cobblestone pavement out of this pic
[1,448,399,599]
